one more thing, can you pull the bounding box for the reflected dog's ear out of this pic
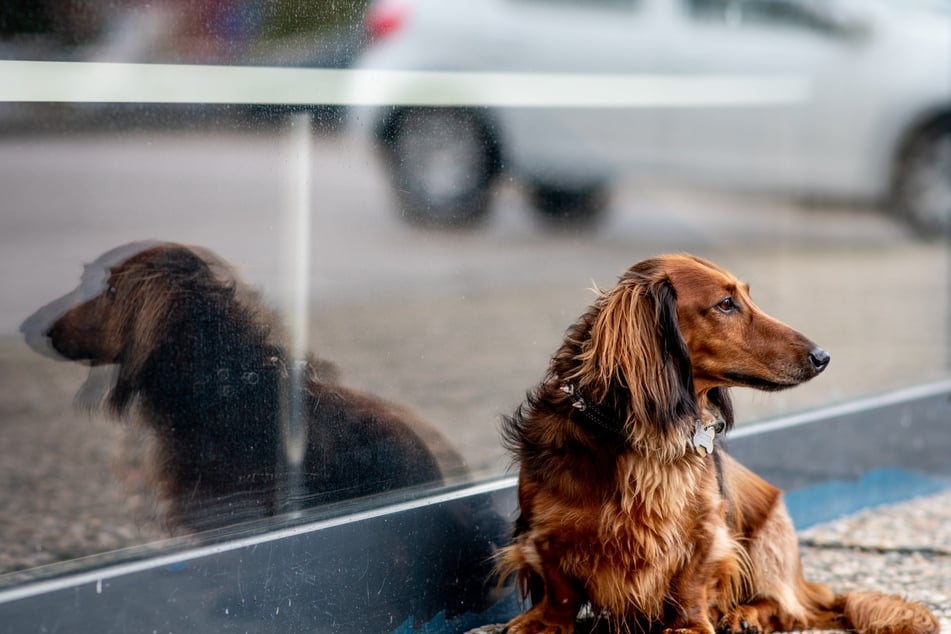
[108,270,175,415]
[108,246,212,415]
[577,273,698,434]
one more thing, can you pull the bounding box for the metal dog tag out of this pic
[692,421,716,457]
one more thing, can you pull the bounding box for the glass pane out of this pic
[2,0,949,597]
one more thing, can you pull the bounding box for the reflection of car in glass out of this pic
[348,0,951,233]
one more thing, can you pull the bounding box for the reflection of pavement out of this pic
[0,342,165,579]
[466,491,951,634]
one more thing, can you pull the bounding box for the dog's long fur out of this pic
[498,254,938,634]
[21,241,461,532]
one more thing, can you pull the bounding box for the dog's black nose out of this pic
[809,347,830,372]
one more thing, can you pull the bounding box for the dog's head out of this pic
[571,253,828,435]
[658,254,829,393]
[21,241,226,364]
[21,241,239,411]
[22,241,160,364]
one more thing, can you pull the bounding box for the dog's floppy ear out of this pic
[108,267,176,415]
[579,274,697,433]
[109,246,212,415]
[650,277,697,420]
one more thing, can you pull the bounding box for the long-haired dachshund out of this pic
[499,254,938,634]
[21,241,460,532]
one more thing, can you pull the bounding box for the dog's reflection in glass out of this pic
[21,241,461,532]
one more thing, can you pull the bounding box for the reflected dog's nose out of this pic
[809,347,831,373]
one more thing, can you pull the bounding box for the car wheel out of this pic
[380,107,502,228]
[528,181,609,229]
[892,119,951,238]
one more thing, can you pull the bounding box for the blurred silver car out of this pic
[348,0,951,233]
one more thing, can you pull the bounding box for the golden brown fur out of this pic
[499,254,938,634]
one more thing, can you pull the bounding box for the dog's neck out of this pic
[558,382,625,437]
[558,381,726,457]
[122,296,286,499]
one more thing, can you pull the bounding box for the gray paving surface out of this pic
[797,491,951,632]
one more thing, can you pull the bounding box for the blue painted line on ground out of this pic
[395,595,522,634]
[785,468,951,530]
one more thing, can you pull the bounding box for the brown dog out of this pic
[21,241,461,531]
[498,254,938,634]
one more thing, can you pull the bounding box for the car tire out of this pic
[528,181,609,229]
[379,107,502,228]
[892,118,951,238]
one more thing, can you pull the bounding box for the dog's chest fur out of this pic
[522,450,733,619]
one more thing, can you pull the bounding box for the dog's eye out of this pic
[716,297,737,313]
[107,285,118,297]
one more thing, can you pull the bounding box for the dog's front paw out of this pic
[664,627,716,634]
[717,606,767,634]
[504,612,575,634]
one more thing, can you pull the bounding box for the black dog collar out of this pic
[559,382,725,455]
